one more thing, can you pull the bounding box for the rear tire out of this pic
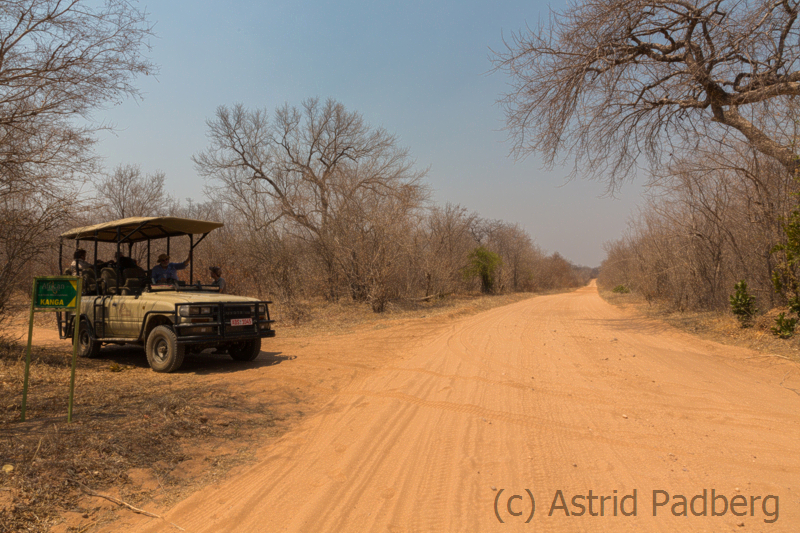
[228,338,261,361]
[146,325,185,372]
[75,319,102,358]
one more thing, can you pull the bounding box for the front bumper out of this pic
[173,301,275,343]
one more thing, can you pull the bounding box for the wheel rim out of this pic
[153,338,169,363]
[79,330,90,352]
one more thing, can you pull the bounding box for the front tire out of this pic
[228,338,261,361]
[75,319,102,358]
[146,325,185,373]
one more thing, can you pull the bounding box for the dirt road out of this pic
[114,282,800,532]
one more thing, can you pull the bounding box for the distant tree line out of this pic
[186,99,591,317]
[69,100,592,321]
[6,96,592,323]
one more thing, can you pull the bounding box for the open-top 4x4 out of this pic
[57,216,275,372]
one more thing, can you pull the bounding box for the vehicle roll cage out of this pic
[59,217,224,295]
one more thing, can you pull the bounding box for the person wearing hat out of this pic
[209,266,226,293]
[151,252,191,284]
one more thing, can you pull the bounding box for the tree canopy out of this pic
[495,0,800,190]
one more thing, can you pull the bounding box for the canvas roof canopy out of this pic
[60,217,224,243]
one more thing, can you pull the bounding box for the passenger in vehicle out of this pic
[69,249,99,292]
[111,251,138,271]
[151,253,191,284]
[209,266,226,293]
[70,249,94,272]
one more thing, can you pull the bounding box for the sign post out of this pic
[21,276,82,422]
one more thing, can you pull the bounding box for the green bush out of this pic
[612,285,630,294]
[463,246,503,293]
[729,280,758,327]
[771,312,797,338]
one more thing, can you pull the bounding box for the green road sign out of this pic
[34,277,78,308]
[22,276,82,422]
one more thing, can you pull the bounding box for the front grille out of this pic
[224,305,252,319]
[223,305,255,336]
[174,301,272,342]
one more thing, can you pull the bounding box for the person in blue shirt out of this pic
[151,253,191,284]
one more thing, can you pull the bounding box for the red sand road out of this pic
[112,282,800,532]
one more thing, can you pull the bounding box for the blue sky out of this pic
[95,0,646,267]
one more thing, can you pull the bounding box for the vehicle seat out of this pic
[80,270,97,293]
[123,267,145,293]
[123,266,145,281]
[65,267,96,293]
[100,267,118,294]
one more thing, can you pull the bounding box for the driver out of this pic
[151,253,191,284]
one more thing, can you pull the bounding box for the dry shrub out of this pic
[599,146,795,314]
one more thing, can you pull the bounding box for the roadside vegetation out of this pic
[496,0,800,336]
[595,148,796,312]
[594,149,800,338]
[599,287,800,364]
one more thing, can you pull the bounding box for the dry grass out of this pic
[600,289,800,364]
[0,343,293,533]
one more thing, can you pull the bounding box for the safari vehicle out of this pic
[57,217,275,372]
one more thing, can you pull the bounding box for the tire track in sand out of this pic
[115,282,800,532]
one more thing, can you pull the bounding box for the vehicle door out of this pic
[107,295,142,338]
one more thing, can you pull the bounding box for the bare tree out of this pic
[330,171,427,311]
[0,1,155,325]
[0,190,71,326]
[0,0,155,178]
[95,164,173,219]
[494,0,800,190]
[195,98,429,303]
[415,204,479,297]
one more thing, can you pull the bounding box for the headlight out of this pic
[179,305,213,317]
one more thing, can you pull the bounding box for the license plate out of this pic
[230,318,252,326]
